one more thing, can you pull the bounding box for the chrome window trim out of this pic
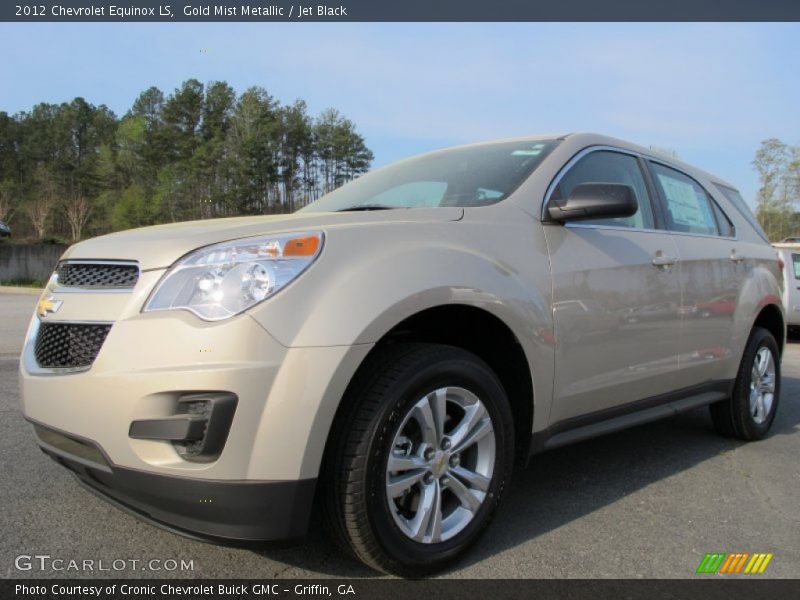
[564,222,738,241]
[23,318,114,376]
[669,228,737,241]
[564,223,668,235]
[53,259,140,293]
[542,145,738,241]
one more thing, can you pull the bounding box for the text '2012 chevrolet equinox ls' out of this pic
[20,133,784,576]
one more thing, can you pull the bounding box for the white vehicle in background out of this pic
[774,241,800,332]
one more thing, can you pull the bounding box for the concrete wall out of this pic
[0,244,67,283]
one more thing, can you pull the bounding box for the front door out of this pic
[544,149,683,424]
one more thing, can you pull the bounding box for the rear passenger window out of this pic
[552,151,654,229]
[650,163,719,236]
[793,254,800,279]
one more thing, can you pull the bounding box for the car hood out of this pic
[62,208,464,271]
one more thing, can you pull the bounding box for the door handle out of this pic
[652,254,678,268]
[730,251,746,263]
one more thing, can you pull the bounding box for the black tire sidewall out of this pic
[362,351,514,571]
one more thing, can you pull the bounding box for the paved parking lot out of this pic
[0,291,36,357]
[1,291,798,579]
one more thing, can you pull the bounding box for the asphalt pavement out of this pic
[1,292,798,579]
[0,291,36,357]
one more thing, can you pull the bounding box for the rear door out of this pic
[646,161,743,387]
[545,149,683,423]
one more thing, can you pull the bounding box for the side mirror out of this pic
[547,182,637,223]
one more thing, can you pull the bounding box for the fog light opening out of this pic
[172,393,237,463]
[129,393,237,464]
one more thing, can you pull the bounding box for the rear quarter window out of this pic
[713,184,769,242]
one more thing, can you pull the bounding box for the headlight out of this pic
[143,232,323,321]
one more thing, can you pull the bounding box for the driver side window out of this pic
[552,150,655,230]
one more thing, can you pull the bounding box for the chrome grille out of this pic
[34,322,112,369]
[56,262,139,288]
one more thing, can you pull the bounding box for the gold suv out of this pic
[20,133,784,575]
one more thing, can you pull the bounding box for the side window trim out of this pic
[542,145,661,232]
[644,159,737,240]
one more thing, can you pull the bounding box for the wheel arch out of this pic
[753,302,785,356]
[319,304,535,474]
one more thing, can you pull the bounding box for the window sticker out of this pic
[512,144,546,156]
[659,174,712,229]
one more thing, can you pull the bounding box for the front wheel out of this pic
[322,343,514,576]
[710,327,781,440]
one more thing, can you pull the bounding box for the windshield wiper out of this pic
[336,204,398,212]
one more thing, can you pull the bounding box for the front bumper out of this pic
[21,309,371,481]
[35,422,315,543]
[20,300,373,542]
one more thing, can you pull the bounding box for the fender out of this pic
[730,261,786,375]
[247,216,556,477]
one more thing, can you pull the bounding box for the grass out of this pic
[0,278,47,288]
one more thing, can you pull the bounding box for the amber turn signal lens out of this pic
[284,235,321,257]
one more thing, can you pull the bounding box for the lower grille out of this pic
[34,322,112,369]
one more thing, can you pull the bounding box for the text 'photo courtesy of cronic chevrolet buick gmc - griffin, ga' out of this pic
[20,133,784,576]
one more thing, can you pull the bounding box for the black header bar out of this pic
[5,579,800,600]
[3,0,800,22]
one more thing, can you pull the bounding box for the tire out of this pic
[321,343,514,576]
[710,327,780,441]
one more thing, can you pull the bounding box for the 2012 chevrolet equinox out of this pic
[20,133,784,575]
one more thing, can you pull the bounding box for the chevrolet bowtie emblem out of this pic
[37,295,63,318]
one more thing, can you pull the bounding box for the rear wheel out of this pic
[710,327,780,440]
[322,343,514,576]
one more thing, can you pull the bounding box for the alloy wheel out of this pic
[749,346,776,424]
[385,386,496,544]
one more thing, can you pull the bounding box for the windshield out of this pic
[301,139,560,212]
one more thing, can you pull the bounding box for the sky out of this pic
[1,22,799,207]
